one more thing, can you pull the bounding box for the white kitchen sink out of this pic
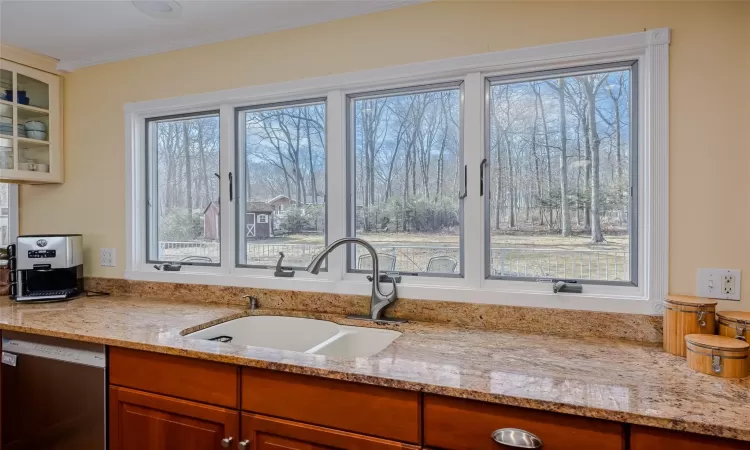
[307,325,402,358]
[187,316,401,358]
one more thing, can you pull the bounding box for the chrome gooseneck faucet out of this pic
[306,237,399,322]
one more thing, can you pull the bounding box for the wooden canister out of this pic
[685,334,749,378]
[717,311,750,341]
[663,295,717,357]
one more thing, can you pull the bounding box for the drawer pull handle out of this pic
[491,428,543,448]
[238,439,251,449]
[220,437,233,448]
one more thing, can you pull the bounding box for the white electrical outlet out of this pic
[100,248,116,267]
[697,268,740,301]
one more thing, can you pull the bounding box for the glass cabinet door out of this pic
[0,59,59,181]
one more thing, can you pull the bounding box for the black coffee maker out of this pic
[7,234,83,302]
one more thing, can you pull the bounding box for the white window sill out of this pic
[125,268,656,315]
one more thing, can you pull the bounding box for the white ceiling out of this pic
[0,0,421,71]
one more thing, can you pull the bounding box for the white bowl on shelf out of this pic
[24,120,46,132]
[26,130,46,140]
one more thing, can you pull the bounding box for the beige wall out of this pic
[18,2,750,309]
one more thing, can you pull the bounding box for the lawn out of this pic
[241,230,630,280]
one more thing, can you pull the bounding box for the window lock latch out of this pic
[154,262,181,272]
[273,252,295,277]
[549,280,583,294]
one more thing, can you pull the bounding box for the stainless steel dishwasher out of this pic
[1,331,106,450]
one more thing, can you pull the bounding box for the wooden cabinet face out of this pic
[630,426,750,450]
[241,413,419,450]
[109,386,239,450]
[423,395,625,450]
[254,433,333,450]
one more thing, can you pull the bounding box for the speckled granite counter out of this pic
[0,295,748,442]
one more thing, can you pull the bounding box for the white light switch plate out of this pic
[100,248,116,267]
[697,268,740,301]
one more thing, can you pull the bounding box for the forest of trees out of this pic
[152,67,632,250]
[353,89,462,234]
[489,68,631,243]
[243,103,326,207]
[154,115,220,241]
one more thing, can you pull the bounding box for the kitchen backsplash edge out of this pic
[84,277,663,343]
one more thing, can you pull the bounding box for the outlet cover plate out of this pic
[697,268,740,301]
[100,248,116,267]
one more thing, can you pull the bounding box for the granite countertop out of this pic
[0,295,749,442]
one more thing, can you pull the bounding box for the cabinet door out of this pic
[241,413,420,450]
[109,386,239,450]
[630,426,750,450]
[0,58,62,183]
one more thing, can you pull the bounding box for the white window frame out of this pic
[2,184,19,245]
[125,29,669,314]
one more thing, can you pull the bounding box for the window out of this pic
[236,100,326,269]
[127,29,669,313]
[348,85,462,276]
[0,183,17,247]
[146,112,221,265]
[485,63,636,285]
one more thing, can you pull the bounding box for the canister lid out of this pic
[717,311,750,324]
[685,334,750,351]
[664,294,717,307]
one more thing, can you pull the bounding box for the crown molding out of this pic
[0,44,61,75]
[56,0,424,72]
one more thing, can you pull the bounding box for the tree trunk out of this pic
[582,77,604,243]
[493,116,503,230]
[558,78,572,237]
[535,87,554,229]
[181,122,193,218]
[305,114,318,204]
[196,121,212,206]
[581,109,592,229]
[531,92,543,226]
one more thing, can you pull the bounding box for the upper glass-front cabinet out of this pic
[0,59,62,183]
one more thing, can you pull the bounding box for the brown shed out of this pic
[246,202,274,239]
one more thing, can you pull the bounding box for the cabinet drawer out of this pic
[423,395,625,450]
[241,368,420,444]
[242,413,420,450]
[630,425,750,450]
[110,347,238,408]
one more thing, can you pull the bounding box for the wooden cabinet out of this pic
[241,367,420,444]
[241,413,419,450]
[630,425,750,450]
[110,347,239,408]
[107,347,750,450]
[0,58,63,183]
[423,394,625,450]
[109,386,239,450]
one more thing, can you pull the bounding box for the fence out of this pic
[158,241,629,281]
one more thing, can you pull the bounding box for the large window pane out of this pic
[147,113,221,264]
[350,86,462,275]
[238,101,326,268]
[487,65,635,284]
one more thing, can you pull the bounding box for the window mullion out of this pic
[325,90,346,281]
[462,72,484,290]
[220,104,234,273]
